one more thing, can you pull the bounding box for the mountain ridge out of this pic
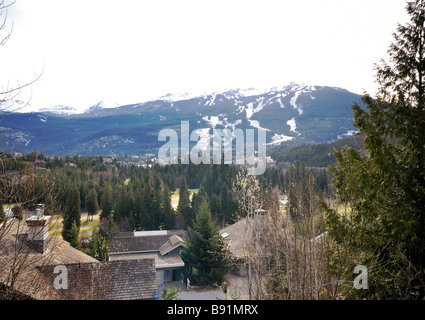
[0,84,363,156]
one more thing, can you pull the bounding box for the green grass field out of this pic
[171,188,199,209]
[48,211,101,240]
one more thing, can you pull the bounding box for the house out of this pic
[0,206,158,300]
[109,229,187,285]
[219,209,269,274]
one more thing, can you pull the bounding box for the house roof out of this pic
[36,259,158,300]
[0,217,98,300]
[109,252,184,269]
[109,230,186,271]
[109,229,186,254]
[219,218,252,260]
[158,234,184,256]
[1,217,158,300]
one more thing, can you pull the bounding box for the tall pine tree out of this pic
[85,188,99,222]
[162,186,176,230]
[181,202,233,285]
[177,176,193,229]
[62,188,81,248]
[321,0,425,299]
[100,183,113,219]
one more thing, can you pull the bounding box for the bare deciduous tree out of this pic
[233,166,362,300]
[0,0,42,116]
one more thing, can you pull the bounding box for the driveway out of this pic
[178,289,224,300]
[170,273,249,300]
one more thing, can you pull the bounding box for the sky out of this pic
[0,0,409,112]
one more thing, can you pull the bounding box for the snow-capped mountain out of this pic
[84,100,120,114]
[6,99,122,116]
[0,83,363,156]
[39,105,79,115]
[35,100,121,115]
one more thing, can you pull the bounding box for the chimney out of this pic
[25,204,51,254]
[253,209,268,234]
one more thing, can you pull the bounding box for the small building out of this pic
[219,210,270,275]
[0,207,158,300]
[109,230,186,285]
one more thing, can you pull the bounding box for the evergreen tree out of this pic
[181,202,233,285]
[134,188,145,230]
[177,176,193,228]
[320,0,425,299]
[100,184,113,219]
[209,193,221,222]
[153,187,162,229]
[220,184,238,224]
[159,285,180,300]
[68,221,81,250]
[154,171,162,192]
[79,183,89,211]
[141,178,156,230]
[85,188,99,222]
[107,212,118,234]
[89,229,109,261]
[191,188,209,215]
[62,188,81,247]
[162,186,176,230]
[169,172,176,192]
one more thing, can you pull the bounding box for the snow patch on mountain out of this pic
[267,133,294,145]
[288,85,319,116]
[159,92,203,102]
[277,98,285,109]
[192,128,211,152]
[204,93,217,106]
[338,130,359,139]
[86,101,120,113]
[240,99,266,120]
[248,119,270,131]
[290,91,303,115]
[203,115,222,128]
[39,105,79,115]
[203,115,243,130]
[287,118,300,135]
[222,90,243,100]
[223,119,242,130]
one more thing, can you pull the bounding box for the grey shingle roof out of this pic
[219,218,252,260]
[0,217,97,300]
[158,234,185,256]
[109,230,186,254]
[37,259,158,300]
[1,218,158,300]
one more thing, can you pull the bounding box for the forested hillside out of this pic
[271,135,364,167]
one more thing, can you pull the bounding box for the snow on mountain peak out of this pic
[39,105,79,115]
[159,92,204,102]
[85,100,120,113]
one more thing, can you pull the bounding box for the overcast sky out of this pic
[1,0,409,112]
